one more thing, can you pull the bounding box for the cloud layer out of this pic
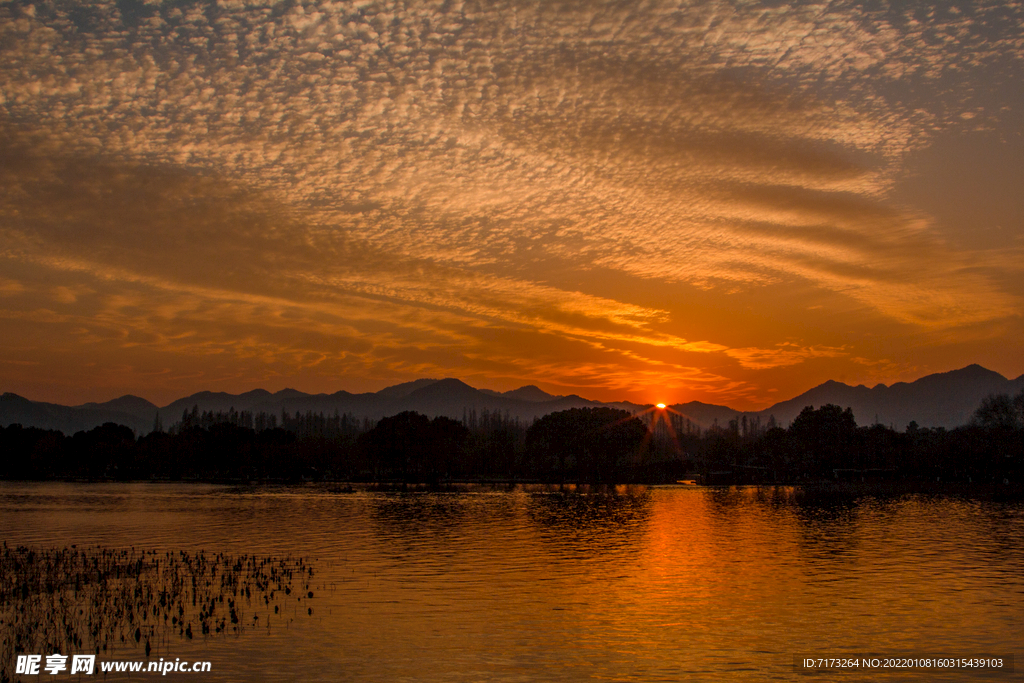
[1,0,1022,405]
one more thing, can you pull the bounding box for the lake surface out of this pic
[2,482,1022,681]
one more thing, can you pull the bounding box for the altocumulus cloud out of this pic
[1,0,1022,405]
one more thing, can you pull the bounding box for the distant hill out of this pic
[146,380,641,431]
[76,395,158,421]
[664,366,1024,432]
[374,378,441,399]
[669,401,749,431]
[503,385,561,402]
[1,392,155,434]
[2,364,1022,435]
[754,364,1024,430]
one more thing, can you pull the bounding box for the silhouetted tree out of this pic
[525,407,647,482]
[789,404,857,477]
[424,416,470,480]
[972,392,1024,431]
[71,423,137,479]
[357,412,469,481]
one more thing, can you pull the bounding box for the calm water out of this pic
[2,482,1022,681]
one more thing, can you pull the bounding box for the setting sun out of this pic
[656,403,667,410]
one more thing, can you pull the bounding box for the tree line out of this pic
[1,392,1021,484]
[679,389,1024,484]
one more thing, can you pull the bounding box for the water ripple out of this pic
[1,482,1021,681]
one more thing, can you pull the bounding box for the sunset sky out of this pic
[1,0,1022,409]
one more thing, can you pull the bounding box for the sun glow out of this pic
[656,403,667,409]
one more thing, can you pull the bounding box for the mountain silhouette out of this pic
[754,364,1024,430]
[3,365,1022,435]
[668,401,749,430]
[1,392,154,434]
[76,395,158,420]
[375,378,442,399]
[502,385,560,402]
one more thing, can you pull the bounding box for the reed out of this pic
[0,543,317,682]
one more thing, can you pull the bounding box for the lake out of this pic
[1,482,1022,681]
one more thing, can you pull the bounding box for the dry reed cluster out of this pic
[1,544,317,682]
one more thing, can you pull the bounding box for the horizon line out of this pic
[4,362,1020,415]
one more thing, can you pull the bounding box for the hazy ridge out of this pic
[3,364,1023,436]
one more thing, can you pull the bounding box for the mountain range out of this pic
[2,364,1022,436]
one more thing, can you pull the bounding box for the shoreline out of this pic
[2,478,1022,498]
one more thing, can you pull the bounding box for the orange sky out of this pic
[1,0,1022,409]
